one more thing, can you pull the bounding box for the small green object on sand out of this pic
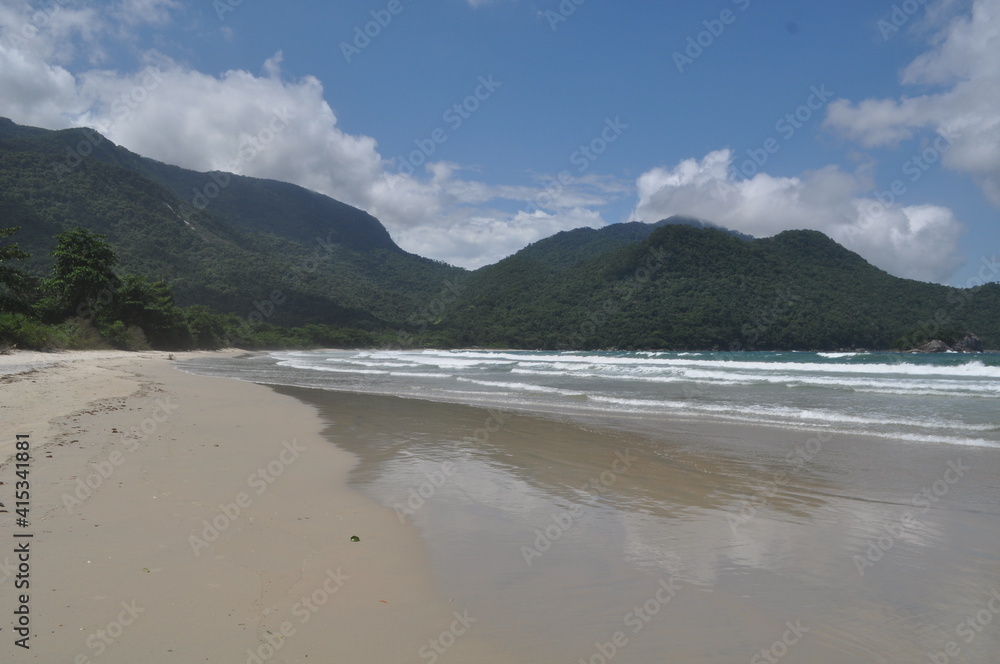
[350,535,360,542]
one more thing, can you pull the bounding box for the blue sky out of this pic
[1,0,998,286]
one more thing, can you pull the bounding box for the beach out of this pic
[0,351,504,663]
[1,350,999,663]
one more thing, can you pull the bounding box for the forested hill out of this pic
[436,224,1000,350]
[1,117,997,351]
[0,118,462,329]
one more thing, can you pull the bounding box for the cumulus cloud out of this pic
[0,1,617,268]
[826,0,1000,206]
[632,149,964,283]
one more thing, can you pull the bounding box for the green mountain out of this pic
[435,223,1000,350]
[1,117,997,351]
[0,118,463,331]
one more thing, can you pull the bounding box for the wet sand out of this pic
[279,386,1000,663]
[2,349,997,662]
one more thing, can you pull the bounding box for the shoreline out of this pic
[0,350,504,663]
[3,349,999,662]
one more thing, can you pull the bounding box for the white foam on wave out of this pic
[262,350,1000,449]
[509,366,998,398]
[347,360,416,368]
[588,396,996,432]
[400,349,1000,379]
[455,377,586,396]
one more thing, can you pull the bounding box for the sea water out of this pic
[181,349,1000,449]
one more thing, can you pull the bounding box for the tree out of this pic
[41,228,120,321]
[0,226,30,314]
[110,274,189,347]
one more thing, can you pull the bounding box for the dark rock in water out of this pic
[955,332,984,353]
[914,339,952,353]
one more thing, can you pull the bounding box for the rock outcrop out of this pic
[909,332,984,353]
[955,332,984,353]
[914,339,951,353]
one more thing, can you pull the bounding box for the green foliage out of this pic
[0,118,465,330]
[101,321,151,351]
[41,227,120,322]
[107,274,190,348]
[435,224,1000,351]
[214,321,377,350]
[0,313,54,349]
[183,305,228,349]
[0,314,118,351]
[0,226,30,314]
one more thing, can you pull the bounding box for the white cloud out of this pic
[632,149,964,283]
[394,207,605,269]
[0,1,618,269]
[826,0,1000,206]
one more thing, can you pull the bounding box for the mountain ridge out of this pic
[0,118,463,330]
[1,117,997,351]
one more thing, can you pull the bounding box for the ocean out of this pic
[179,349,1000,449]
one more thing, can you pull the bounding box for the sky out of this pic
[0,0,998,286]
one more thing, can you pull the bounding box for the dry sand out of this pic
[0,351,503,663]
